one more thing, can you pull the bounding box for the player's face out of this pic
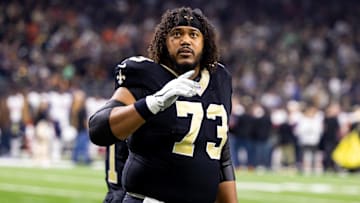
[166,26,204,74]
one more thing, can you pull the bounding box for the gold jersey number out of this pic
[172,101,228,160]
[107,144,118,184]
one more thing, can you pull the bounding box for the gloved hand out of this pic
[145,70,201,114]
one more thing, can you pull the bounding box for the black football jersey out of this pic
[115,56,232,203]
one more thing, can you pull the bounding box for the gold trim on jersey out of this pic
[198,69,210,96]
[160,64,179,77]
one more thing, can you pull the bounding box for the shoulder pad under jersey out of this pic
[216,62,231,79]
[113,56,175,98]
[213,62,233,112]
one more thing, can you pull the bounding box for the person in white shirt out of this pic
[294,103,324,174]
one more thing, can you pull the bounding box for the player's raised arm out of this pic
[88,86,141,146]
[88,70,199,146]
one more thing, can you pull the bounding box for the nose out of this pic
[180,34,191,45]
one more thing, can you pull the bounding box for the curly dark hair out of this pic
[147,7,219,72]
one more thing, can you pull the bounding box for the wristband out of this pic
[220,164,236,182]
[134,98,156,120]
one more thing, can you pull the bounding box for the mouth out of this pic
[177,48,194,57]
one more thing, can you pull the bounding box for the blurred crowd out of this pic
[0,0,359,170]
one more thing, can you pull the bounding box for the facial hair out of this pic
[174,62,197,74]
[168,53,200,75]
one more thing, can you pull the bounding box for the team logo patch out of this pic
[116,63,126,85]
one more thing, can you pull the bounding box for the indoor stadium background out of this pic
[0,0,359,202]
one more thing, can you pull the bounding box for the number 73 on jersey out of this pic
[173,100,228,160]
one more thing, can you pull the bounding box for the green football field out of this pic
[0,163,359,203]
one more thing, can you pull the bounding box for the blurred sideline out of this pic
[0,156,104,170]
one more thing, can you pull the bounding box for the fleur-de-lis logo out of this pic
[116,64,126,85]
[183,15,193,24]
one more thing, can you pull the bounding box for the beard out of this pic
[168,53,200,75]
[173,62,197,74]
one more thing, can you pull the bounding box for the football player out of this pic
[89,7,237,203]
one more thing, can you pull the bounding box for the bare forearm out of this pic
[108,87,146,140]
[109,104,145,140]
[215,181,238,203]
[89,87,145,145]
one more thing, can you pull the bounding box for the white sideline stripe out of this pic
[0,183,103,199]
[237,181,360,195]
[0,157,104,170]
[237,190,360,203]
[0,171,102,186]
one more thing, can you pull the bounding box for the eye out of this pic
[171,30,182,38]
[190,32,198,38]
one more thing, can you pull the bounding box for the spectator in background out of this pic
[0,92,12,156]
[321,102,341,172]
[229,95,254,170]
[47,82,72,161]
[85,93,108,160]
[71,89,92,165]
[274,107,297,171]
[252,103,273,170]
[294,102,324,175]
[33,99,54,167]
[6,88,26,158]
[286,100,303,171]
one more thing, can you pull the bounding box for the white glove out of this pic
[145,70,201,114]
[144,197,164,203]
